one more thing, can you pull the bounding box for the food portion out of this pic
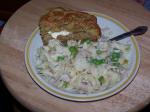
[36,8,131,94]
[39,7,101,45]
[34,38,131,94]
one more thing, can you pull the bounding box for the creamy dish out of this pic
[34,38,130,94]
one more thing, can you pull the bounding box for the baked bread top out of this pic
[39,7,101,45]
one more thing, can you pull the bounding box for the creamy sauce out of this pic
[48,30,70,39]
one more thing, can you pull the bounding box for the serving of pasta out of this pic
[34,37,131,94]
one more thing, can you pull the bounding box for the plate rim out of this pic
[24,12,140,101]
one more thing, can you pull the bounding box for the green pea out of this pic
[82,38,92,44]
[57,56,65,61]
[90,58,105,65]
[111,52,121,62]
[69,46,78,58]
[62,81,69,88]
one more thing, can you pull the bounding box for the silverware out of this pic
[109,26,148,41]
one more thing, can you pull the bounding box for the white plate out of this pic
[25,12,140,101]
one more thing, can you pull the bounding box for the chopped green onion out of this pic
[82,38,92,44]
[90,58,105,65]
[69,46,78,58]
[98,76,105,85]
[57,56,65,61]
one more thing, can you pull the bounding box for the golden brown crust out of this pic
[39,7,101,45]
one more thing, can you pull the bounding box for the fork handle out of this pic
[110,26,148,41]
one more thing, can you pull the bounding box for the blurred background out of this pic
[0,0,149,112]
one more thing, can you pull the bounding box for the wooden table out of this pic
[0,0,150,112]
